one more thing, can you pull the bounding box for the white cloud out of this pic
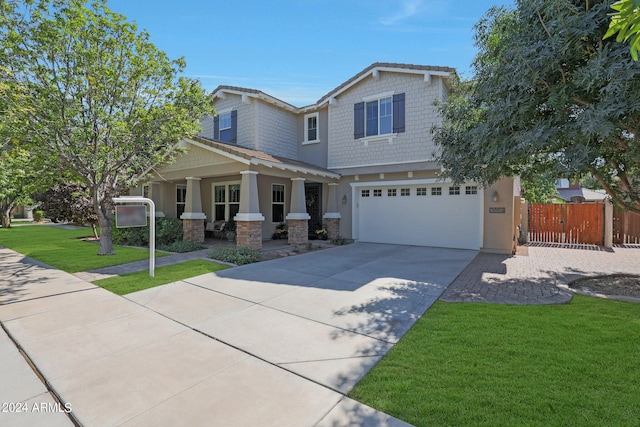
[380,0,424,26]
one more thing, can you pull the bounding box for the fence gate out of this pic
[529,202,604,245]
[613,206,640,245]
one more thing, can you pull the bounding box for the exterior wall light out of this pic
[342,195,347,204]
[492,190,499,203]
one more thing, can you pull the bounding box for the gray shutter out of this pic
[230,110,237,144]
[354,102,364,139]
[213,115,220,140]
[393,93,405,133]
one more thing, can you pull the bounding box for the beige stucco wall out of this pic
[482,177,520,254]
[297,106,329,168]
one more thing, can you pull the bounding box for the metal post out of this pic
[113,196,155,277]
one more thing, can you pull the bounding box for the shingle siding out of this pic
[255,100,298,158]
[327,72,442,169]
[203,94,257,150]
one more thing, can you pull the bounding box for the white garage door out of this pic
[356,184,482,249]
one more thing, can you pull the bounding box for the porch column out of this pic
[180,176,206,243]
[235,170,264,250]
[323,182,341,240]
[147,183,165,217]
[286,178,310,245]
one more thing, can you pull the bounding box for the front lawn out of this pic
[350,295,640,426]
[0,224,167,273]
[93,259,229,295]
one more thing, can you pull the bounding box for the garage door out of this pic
[356,184,482,249]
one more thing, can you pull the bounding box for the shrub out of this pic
[208,247,261,265]
[33,210,44,222]
[159,240,204,253]
[155,217,183,245]
[33,182,97,226]
[332,236,350,246]
[111,224,147,247]
[112,217,184,248]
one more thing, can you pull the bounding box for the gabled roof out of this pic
[211,85,298,112]
[185,136,340,179]
[210,62,455,113]
[316,62,454,106]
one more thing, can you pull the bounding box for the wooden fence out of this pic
[528,203,604,245]
[613,206,640,245]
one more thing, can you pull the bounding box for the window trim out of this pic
[365,95,393,138]
[211,181,241,222]
[271,183,286,223]
[176,184,187,217]
[354,92,404,142]
[303,112,320,145]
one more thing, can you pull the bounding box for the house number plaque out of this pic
[489,207,506,214]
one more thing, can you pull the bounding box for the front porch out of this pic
[141,137,342,250]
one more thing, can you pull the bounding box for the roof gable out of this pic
[316,62,454,106]
[209,62,454,114]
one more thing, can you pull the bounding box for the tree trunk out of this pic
[1,209,11,228]
[1,201,15,228]
[96,208,115,255]
[93,189,116,255]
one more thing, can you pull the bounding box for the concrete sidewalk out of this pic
[0,247,415,426]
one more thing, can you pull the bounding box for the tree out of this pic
[604,0,640,60]
[1,0,214,254]
[521,170,559,204]
[0,144,54,228]
[33,182,99,237]
[433,0,640,213]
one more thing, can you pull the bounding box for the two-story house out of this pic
[133,63,519,254]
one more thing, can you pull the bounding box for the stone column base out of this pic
[237,220,263,250]
[183,219,205,243]
[324,217,340,240]
[287,219,308,245]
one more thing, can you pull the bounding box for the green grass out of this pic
[0,224,167,273]
[350,296,640,427]
[93,259,229,295]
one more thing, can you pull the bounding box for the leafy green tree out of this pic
[521,170,559,204]
[1,0,214,254]
[605,0,640,60]
[0,144,54,228]
[433,0,640,213]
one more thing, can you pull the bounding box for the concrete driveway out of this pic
[0,243,475,426]
[126,243,476,393]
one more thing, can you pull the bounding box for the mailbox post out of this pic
[113,196,156,277]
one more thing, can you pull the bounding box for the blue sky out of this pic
[107,0,514,106]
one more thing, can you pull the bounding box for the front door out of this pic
[305,183,322,233]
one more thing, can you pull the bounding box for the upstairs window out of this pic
[214,110,237,143]
[366,97,392,137]
[354,93,405,139]
[219,112,231,141]
[304,113,319,143]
